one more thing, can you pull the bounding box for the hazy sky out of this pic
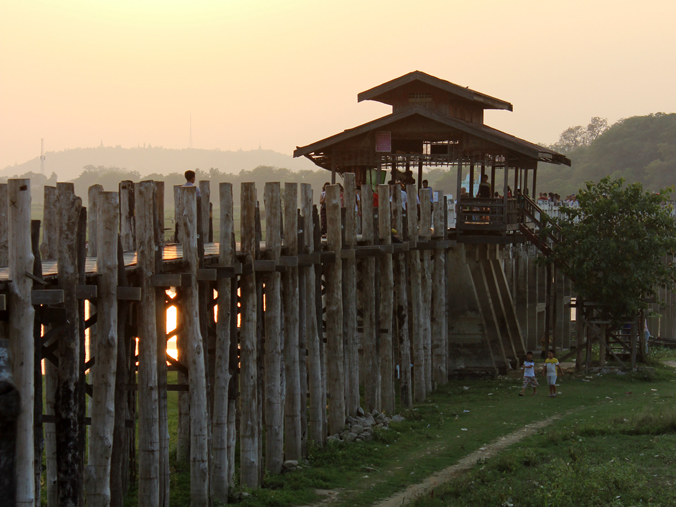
[1,0,675,169]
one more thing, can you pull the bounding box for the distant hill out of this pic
[538,113,676,196]
[0,145,315,181]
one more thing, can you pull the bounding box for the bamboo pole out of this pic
[135,181,160,507]
[263,182,284,474]
[8,179,35,507]
[178,185,210,504]
[212,182,234,503]
[283,183,302,460]
[343,174,359,416]
[419,188,433,393]
[119,180,135,252]
[325,185,346,434]
[154,181,170,507]
[378,184,395,414]
[85,191,119,507]
[55,182,82,507]
[302,185,324,446]
[0,183,7,267]
[407,184,425,402]
[392,186,412,407]
[240,182,260,487]
[431,201,447,386]
[87,184,103,256]
[361,184,380,412]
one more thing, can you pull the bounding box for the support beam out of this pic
[379,183,395,413]
[407,184,425,402]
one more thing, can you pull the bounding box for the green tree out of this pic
[545,177,676,323]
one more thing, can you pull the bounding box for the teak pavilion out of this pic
[294,71,571,242]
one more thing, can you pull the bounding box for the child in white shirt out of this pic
[519,351,538,396]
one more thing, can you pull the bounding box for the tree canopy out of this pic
[545,177,676,323]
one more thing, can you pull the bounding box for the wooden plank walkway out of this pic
[0,242,222,281]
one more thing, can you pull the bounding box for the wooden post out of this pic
[576,302,586,372]
[432,201,447,386]
[254,204,264,485]
[212,183,233,502]
[240,182,260,487]
[8,179,35,507]
[41,186,59,262]
[314,205,327,440]
[173,185,181,243]
[85,191,119,507]
[31,220,44,504]
[325,185,345,433]
[599,324,607,368]
[343,174,359,416]
[392,186,412,407]
[378,184,395,414]
[55,182,82,507]
[198,181,210,246]
[263,183,283,474]
[419,188,433,393]
[302,186,325,446]
[175,186,190,462]
[87,184,103,256]
[0,183,7,267]
[119,181,135,252]
[227,269,238,487]
[406,184,425,402]
[153,182,169,507]
[178,185,210,504]
[0,338,19,505]
[135,181,160,506]
[283,183,302,460]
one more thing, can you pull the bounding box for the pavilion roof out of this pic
[293,106,571,167]
[357,71,513,111]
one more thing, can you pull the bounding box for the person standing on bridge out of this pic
[477,174,491,198]
[183,170,201,197]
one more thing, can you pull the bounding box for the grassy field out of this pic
[113,350,676,507]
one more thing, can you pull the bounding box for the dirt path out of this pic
[662,360,676,368]
[372,414,562,507]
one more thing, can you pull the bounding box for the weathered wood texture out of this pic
[31,220,43,505]
[136,181,160,507]
[0,184,9,266]
[119,180,135,252]
[85,191,119,507]
[342,174,360,416]
[392,186,412,407]
[178,186,211,505]
[283,183,302,461]
[431,201,447,386]
[264,182,284,474]
[325,185,346,434]
[303,185,324,446]
[55,182,82,507]
[419,189,433,393]
[8,179,35,507]
[378,184,395,414]
[407,184,425,402]
[41,186,59,263]
[175,185,190,462]
[87,184,103,256]
[360,184,380,412]
[212,182,233,503]
[0,338,19,506]
[240,182,260,488]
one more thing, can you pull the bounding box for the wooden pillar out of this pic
[41,186,58,262]
[173,185,181,243]
[599,324,607,368]
[227,271,238,487]
[360,184,380,412]
[406,184,425,402]
[178,185,210,503]
[419,188,433,393]
[297,208,308,457]
[8,179,35,507]
[455,160,462,208]
[198,182,210,246]
[0,183,7,267]
[55,182,81,507]
[378,184,395,413]
[263,183,283,474]
[31,220,43,505]
[119,180,135,252]
[283,184,302,460]
[175,186,189,462]
[254,205,264,485]
[326,185,346,433]
[135,181,160,506]
[87,184,103,256]
[392,186,412,407]
[153,182,169,507]
[431,200,447,386]
[85,191,119,507]
[239,183,260,487]
[0,337,19,505]
[469,162,475,198]
[490,162,496,196]
[212,183,233,502]
[575,301,586,371]
[343,174,359,417]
